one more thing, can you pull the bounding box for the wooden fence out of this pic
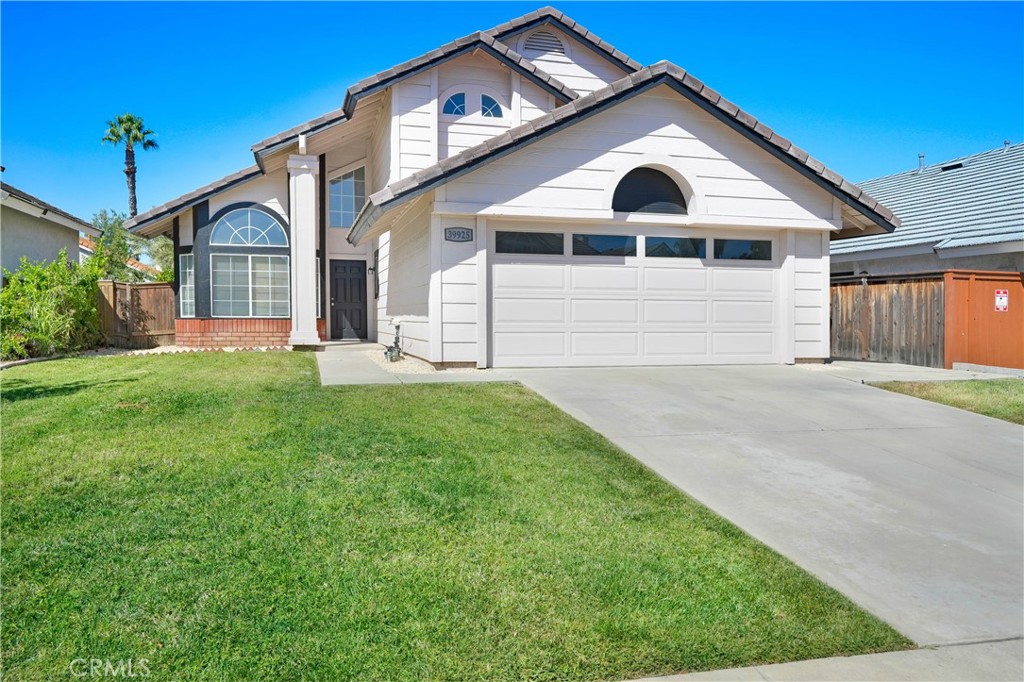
[831,270,1024,370]
[97,280,176,349]
[831,274,945,367]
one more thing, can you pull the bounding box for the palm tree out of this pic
[102,114,158,217]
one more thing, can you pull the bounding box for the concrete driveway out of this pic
[508,365,1024,646]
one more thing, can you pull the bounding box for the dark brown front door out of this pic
[329,260,367,340]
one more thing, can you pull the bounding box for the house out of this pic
[831,144,1024,276]
[126,5,899,366]
[78,236,161,281]
[1,181,99,277]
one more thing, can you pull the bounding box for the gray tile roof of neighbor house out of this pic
[831,143,1024,255]
[1,181,93,231]
[349,61,899,244]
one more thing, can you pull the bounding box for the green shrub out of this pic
[0,250,104,360]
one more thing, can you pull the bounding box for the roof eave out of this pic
[351,69,898,243]
[250,34,577,165]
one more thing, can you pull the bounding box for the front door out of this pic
[329,259,368,340]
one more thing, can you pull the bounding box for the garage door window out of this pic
[714,239,772,261]
[646,236,705,258]
[573,234,636,256]
[496,231,564,255]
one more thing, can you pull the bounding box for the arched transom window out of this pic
[612,168,688,215]
[481,95,502,118]
[442,92,466,116]
[210,207,289,246]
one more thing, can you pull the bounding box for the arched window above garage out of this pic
[612,168,688,215]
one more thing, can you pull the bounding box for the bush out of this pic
[1,250,104,360]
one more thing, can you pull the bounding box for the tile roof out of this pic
[125,165,262,232]
[349,61,899,243]
[79,237,160,276]
[486,6,643,73]
[1,181,93,231]
[831,144,1024,255]
[250,30,579,159]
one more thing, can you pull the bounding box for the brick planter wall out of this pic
[175,318,291,348]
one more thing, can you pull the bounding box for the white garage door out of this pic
[491,230,781,367]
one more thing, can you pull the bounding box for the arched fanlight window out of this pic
[612,168,688,215]
[210,208,288,246]
[481,94,502,118]
[442,92,466,116]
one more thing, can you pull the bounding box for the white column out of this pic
[287,154,320,346]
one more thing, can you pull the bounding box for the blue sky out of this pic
[2,2,1021,223]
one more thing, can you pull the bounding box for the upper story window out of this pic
[481,95,503,118]
[612,168,688,215]
[329,166,365,228]
[442,93,466,116]
[209,207,288,246]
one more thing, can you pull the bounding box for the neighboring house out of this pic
[831,144,1024,276]
[78,237,160,281]
[1,181,99,276]
[126,5,898,366]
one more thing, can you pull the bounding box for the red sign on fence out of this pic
[995,289,1009,312]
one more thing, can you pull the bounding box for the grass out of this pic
[1,353,910,681]
[874,378,1024,425]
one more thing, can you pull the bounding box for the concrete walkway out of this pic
[797,360,1022,384]
[633,638,1023,681]
[315,343,510,385]
[508,364,1024,647]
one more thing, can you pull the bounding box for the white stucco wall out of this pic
[376,197,432,359]
[443,85,836,227]
[394,74,438,181]
[207,169,289,222]
[507,26,629,95]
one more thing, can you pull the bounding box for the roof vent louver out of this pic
[940,162,966,172]
[523,30,566,57]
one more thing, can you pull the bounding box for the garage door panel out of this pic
[493,298,566,324]
[644,332,708,356]
[712,268,774,294]
[493,263,566,289]
[571,265,638,290]
[643,299,708,324]
[493,332,565,357]
[644,268,707,292]
[571,332,638,356]
[712,300,774,324]
[712,332,775,356]
[491,234,784,367]
[572,298,638,324]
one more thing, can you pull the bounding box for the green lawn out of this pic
[874,378,1024,425]
[1,353,909,681]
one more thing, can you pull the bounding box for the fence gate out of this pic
[97,280,176,349]
[830,274,945,368]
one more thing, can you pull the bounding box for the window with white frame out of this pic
[210,208,288,246]
[481,94,503,118]
[329,167,366,228]
[211,254,290,317]
[179,254,195,317]
[442,92,466,115]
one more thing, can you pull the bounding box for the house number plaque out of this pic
[444,227,474,242]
